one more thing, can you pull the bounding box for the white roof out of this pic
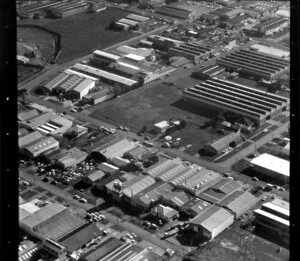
[72,63,137,86]
[275,9,290,18]
[19,199,40,215]
[262,202,289,217]
[100,139,137,159]
[118,18,139,26]
[126,14,149,22]
[271,198,289,210]
[154,120,170,129]
[250,44,289,58]
[117,61,140,70]
[72,78,95,93]
[93,50,120,61]
[251,153,289,177]
[64,69,99,81]
[254,209,289,226]
[124,53,145,62]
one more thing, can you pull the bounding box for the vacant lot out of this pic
[90,83,220,154]
[43,8,137,62]
[18,64,43,84]
[18,27,54,62]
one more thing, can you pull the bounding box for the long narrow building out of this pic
[183,78,290,125]
[217,49,290,80]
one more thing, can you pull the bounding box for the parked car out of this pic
[73,195,80,200]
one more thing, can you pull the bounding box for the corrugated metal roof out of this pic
[254,209,289,227]
[20,203,66,228]
[157,164,187,182]
[163,190,190,207]
[19,131,44,149]
[189,205,233,232]
[100,139,137,159]
[262,202,289,218]
[87,170,106,182]
[118,18,139,26]
[218,190,257,216]
[182,198,212,216]
[18,109,39,122]
[123,175,156,198]
[25,137,59,155]
[72,63,137,86]
[206,132,241,153]
[270,198,289,210]
[44,72,69,90]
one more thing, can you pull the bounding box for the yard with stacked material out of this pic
[90,83,221,155]
[18,7,137,63]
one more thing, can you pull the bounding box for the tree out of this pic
[18,88,28,103]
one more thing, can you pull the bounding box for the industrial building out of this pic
[41,70,97,97]
[122,175,156,201]
[18,109,39,122]
[162,190,192,210]
[191,64,225,80]
[217,190,258,218]
[84,170,106,184]
[115,45,156,61]
[19,131,44,149]
[83,87,115,105]
[92,138,137,161]
[254,199,289,244]
[172,168,222,197]
[181,198,212,218]
[41,238,67,259]
[72,63,138,88]
[126,13,149,23]
[147,35,184,51]
[204,132,242,155]
[78,237,159,261]
[92,50,120,66]
[250,153,289,184]
[19,112,58,130]
[23,136,59,158]
[97,162,119,175]
[131,182,174,211]
[48,0,89,18]
[57,223,102,253]
[156,5,193,20]
[254,17,289,36]
[36,116,73,136]
[117,18,139,28]
[151,204,179,222]
[111,157,131,168]
[216,49,290,80]
[183,78,290,125]
[168,43,212,63]
[54,147,88,169]
[188,205,234,240]
[153,120,171,133]
[250,44,290,59]
[123,146,148,161]
[198,178,241,204]
[143,158,182,178]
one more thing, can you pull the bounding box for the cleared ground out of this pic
[18,8,137,63]
[18,64,43,84]
[90,83,221,155]
[43,8,137,62]
[18,27,54,62]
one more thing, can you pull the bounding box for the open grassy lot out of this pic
[90,83,220,153]
[43,7,137,62]
[17,27,54,62]
[18,64,43,84]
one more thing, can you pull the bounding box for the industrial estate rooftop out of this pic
[183,78,290,125]
[217,49,290,80]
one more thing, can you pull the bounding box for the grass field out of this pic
[18,64,43,83]
[17,27,54,62]
[18,7,137,62]
[43,7,137,62]
[90,83,220,154]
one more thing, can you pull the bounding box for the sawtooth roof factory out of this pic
[183,78,290,126]
[216,48,290,80]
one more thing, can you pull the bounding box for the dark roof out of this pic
[58,223,102,253]
[82,134,118,153]
[198,178,240,203]
[81,237,122,261]
[181,198,212,216]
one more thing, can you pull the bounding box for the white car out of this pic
[73,195,80,200]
